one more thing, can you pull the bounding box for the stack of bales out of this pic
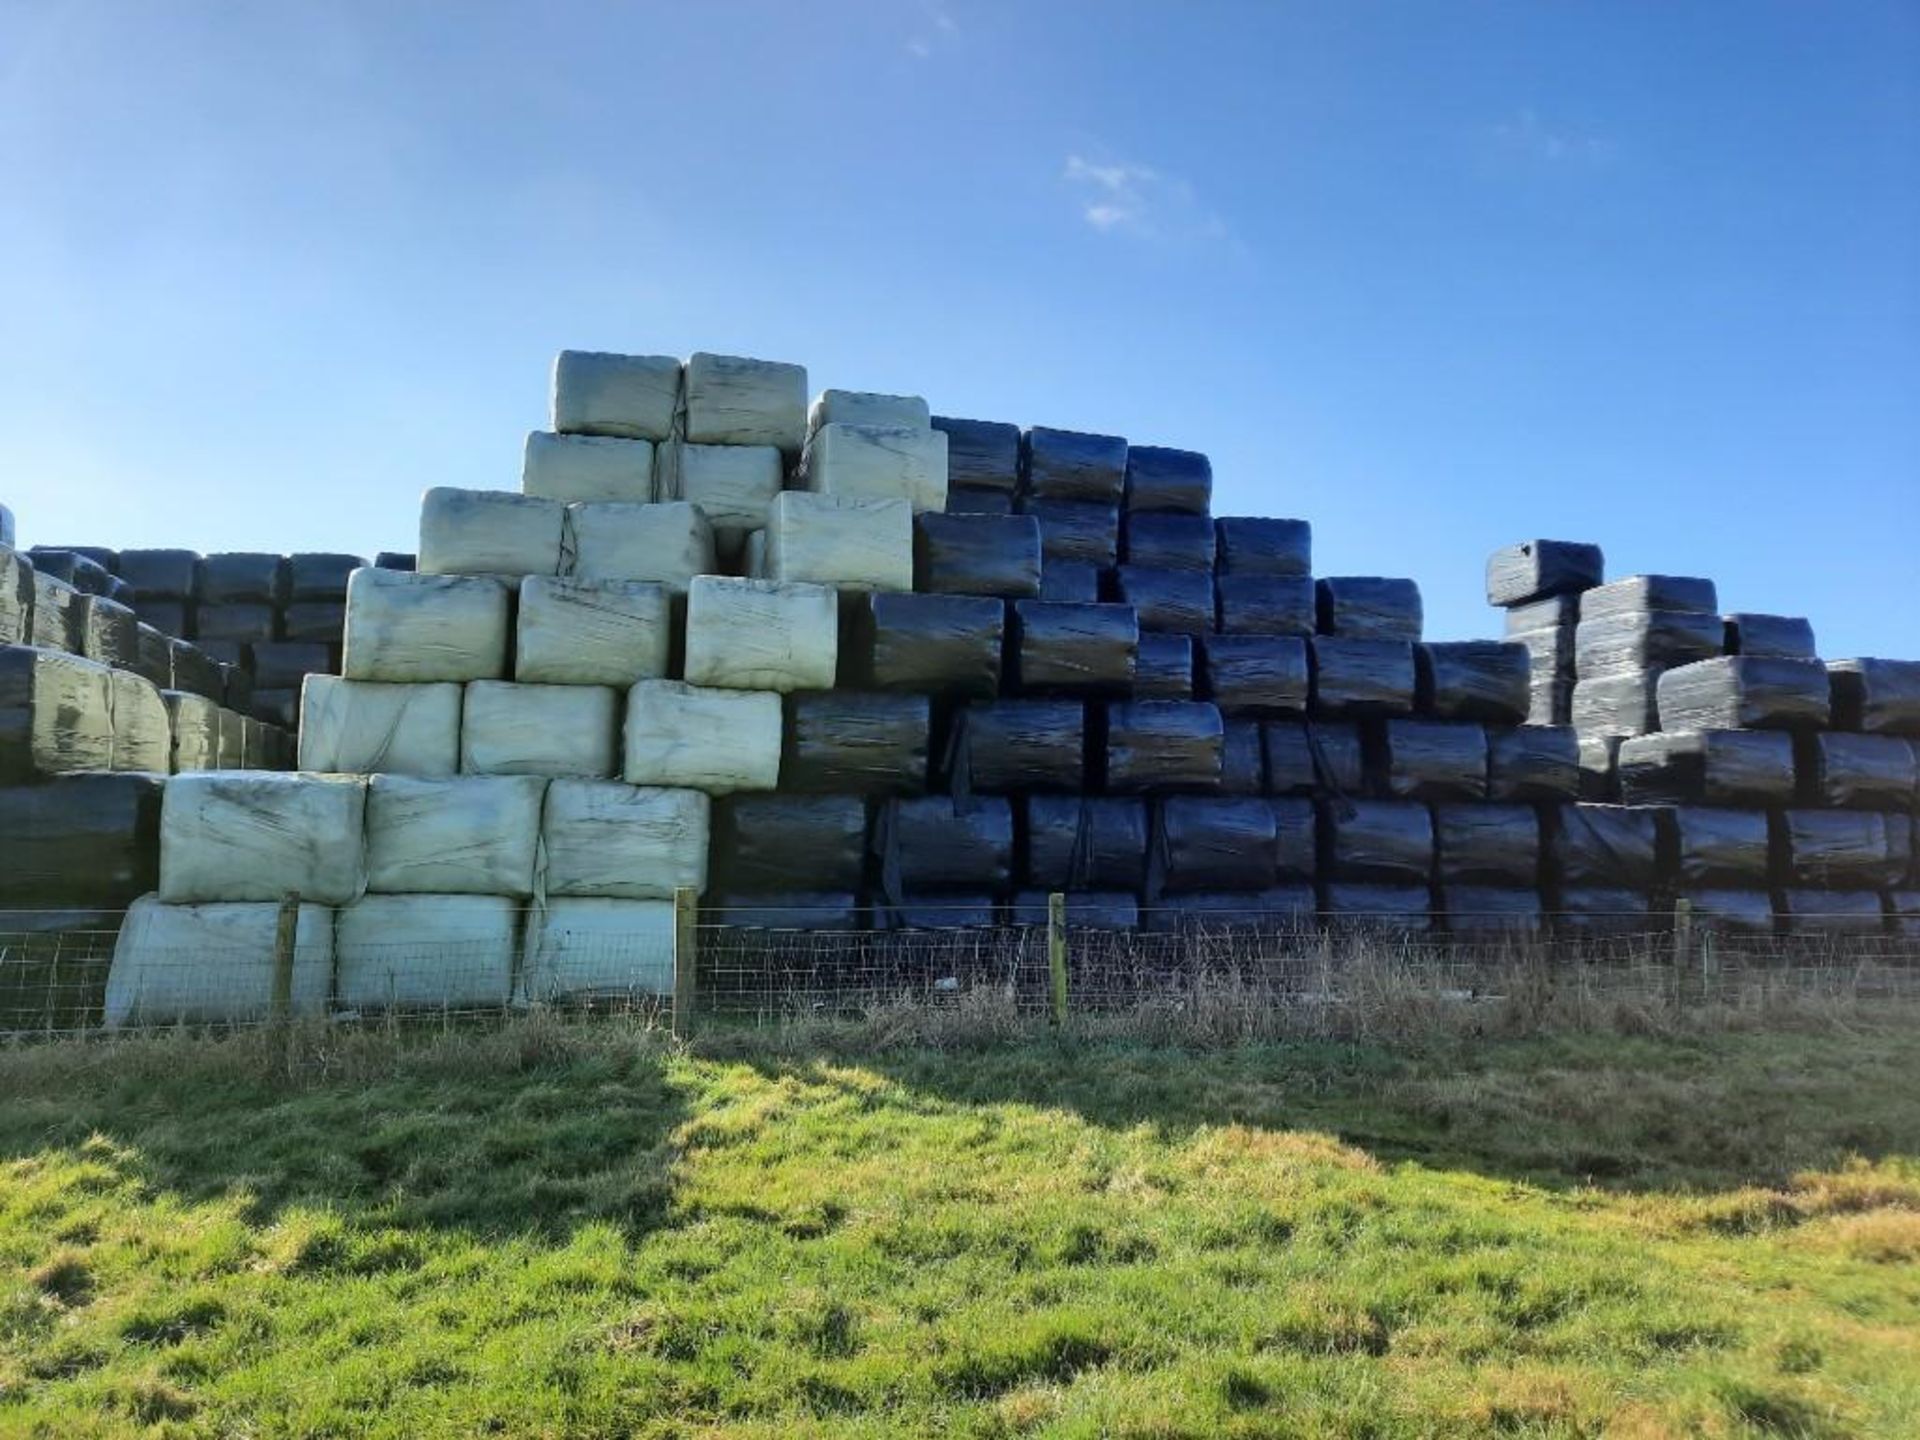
[1486,541,1604,726]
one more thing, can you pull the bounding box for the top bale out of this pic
[1484,540,1604,608]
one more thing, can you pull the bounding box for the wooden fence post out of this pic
[1048,892,1070,1026]
[1671,897,1694,1004]
[673,886,699,1037]
[270,890,301,1026]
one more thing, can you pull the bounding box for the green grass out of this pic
[0,1011,1917,1437]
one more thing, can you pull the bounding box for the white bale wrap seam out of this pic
[677,444,783,557]
[552,350,682,440]
[764,491,913,593]
[460,681,617,777]
[566,501,715,592]
[335,894,520,1011]
[298,676,463,776]
[807,389,931,434]
[541,779,709,899]
[515,577,672,686]
[159,772,368,905]
[803,422,949,513]
[623,680,782,793]
[105,895,335,1028]
[682,576,838,693]
[107,669,171,773]
[162,690,222,772]
[418,487,565,578]
[522,431,655,504]
[365,774,546,896]
[522,897,675,1004]
[683,352,808,451]
[341,568,510,683]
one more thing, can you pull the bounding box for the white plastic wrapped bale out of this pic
[683,352,808,451]
[216,707,247,769]
[0,545,30,645]
[521,431,654,504]
[341,568,510,683]
[623,680,782,793]
[763,492,913,592]
[107,669,172,773]
[0,502,12,547]
[682,576,838,693]
[0,647,114,783]
[552,350,681,440]
[743,529,768,579]
[163,690,222,772]
[541,780,710,899]
[364,774,545,895]
[515,577,671,686]
[418,487,565,578]
[667,444,782,559]
[804,423,949,514]
[567,501,714,592]
[807,389,931,435]
[298,675,462,776]
[460,681,617,777]
[335,894,520,1011]
[522,897,675,1004]
[104,895,335,1028]
[160,772,368,904]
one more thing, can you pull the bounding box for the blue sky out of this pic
[2,1,1915,654]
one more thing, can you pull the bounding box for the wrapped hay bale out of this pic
[1487,725,1581,801]
[251,642,330,693]
[159,771,367,904]
[1021,497,1119,567]
[846,593,1003,698]
[1774,810,1909,888]
[0,646,114,781]
[105,895,333,1027]
[674,443,784,558]
[1574,610,1723,677]
[623,680,782,793]
[521,431,653,504]
[29,571,83,652]
[685,352,808,451]
[1115,566,1214,636]
[418,488,564,578]
[1827,658,1920,736]
[879,796,1014,891]
[552,350,681,440]
[215,707,247,769]
[1010,892,1139,929]
[948,700,1085,793]
[804,423,948,512]
[1022,426,1126,503]
[568,500,714,591]
[1011,600,1137,696]
[1887,891,1920,940]
[108,669,172,773]
[1309,638,1415,718]
[1134,633,1194,699]
[1505,594,1580,635]
[541,780,709,899]
[285,554,363,602]
[1377,720,1488,801]
[1269,796,1318,880]
[0,772,162,904]
[1554,888,1656,936]
[335,894,520,1010]
[461,681,616,778]
[0,546,30,646]
[1104,700,1224,794]
[167,640,224,700]
[163,690,223,772]
[364,774,544,895]
[1038,559,1102,602]
[197,552,283,604]
[298,676,461,776]
[932,416,1020,492]
[682,576,838,693]
[785,691,928,795]
[1725,613,1815,660]
[1548,804,1665,890]
[195,601,275,644]
[1483,540,1603,607]
[705,893,862,930]
[516,577,670,686]
[1440,887,1543,937]
[808,389,929,433]
[1434,803,1538,885]
[1798,732,1917,810]
[913,513,1042,598]
[118,548,199,600]
[1200,636,1311,717]
[764,492,913,593]
[522,897,675,1003]
[1121,512,1214,571]
[1024,795,1149,891]
[1123,446,1211,514]
[876,895,1001,930]
[375,552,416,572]
[1263,721,1366,797]
[1145,887,1316,934]
[1683,890,1776,936]
[1220,719,1266,795]
[342,568,510,683]
[1153,797,1280,893]
[1316,577,1422,642]
[944,487,1016,515]
[714,795,868,891]
[78,595,139,669]
[1667,806,1770,886]
[1321,884,1432,932]
[1579,575,1718,620]
[1417,642,1530,723]
[1656,656,1830,732]
[1215,517,1310,578]
[1322,799,1432,884]
[1570,670,1661,737]
[1216,575,1314,637]
[1616,729,1795,807]
[1776,889,1886,938]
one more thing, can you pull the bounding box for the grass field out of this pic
[1,1004,1917,1437]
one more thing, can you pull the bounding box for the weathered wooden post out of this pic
[1048,891,1070,1026]
[270,890,301,1026]
[673,885,699,1037]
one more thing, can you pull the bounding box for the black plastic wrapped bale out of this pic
[222,661,254,714]
[1440,886,1543,937]
[877,895,1001,930]
[1555,888,1657,936]
[1220,721,1266,796]
[285,553,365,602]
[1123,446,1211,514]
[1316,577,1422,643]
[1484,540,1604,607]
[1114,567,1214,636]
[1310,639,1415,719]
[1725,613,1815,660]
[1024,795,1149,890]
[1376,720,1488,801]
[28,573,83,653]
[1574,610,1723,677]
[375,551,417,572]
[1122,513,1215,571]
[199,552,286,605]
[196,602,278,645]
[0,773,163,905]
[852,593,1003,699]
[1777,890,1886,938]
[78,596,140,669]
[1152,797,1279,893]
[1615,730,1796,808]
[117,548,199,600]
[1321,884,1432,932]
[1684,890,1776,937]
[1104,700,1223,794]
[136,600,191,637]
[1011,601,1136,696]
[132,624,173,688]
[1774,810,1910,889]
[0,548,29,647]
[1487,726,1580,802]
[1570,670,1661,737]
[1668,806,1771,886]
[714,795,868,891]
[282,600,347,643]
[252,689,298,729]
[1145,887,1316,934]
[1010,891,1140,930]
[1504,595,1580,635]
[947,700,1084,794]
[913,514,1042,598]
[933,416,1021,493]
[1134,634,1194,699]
[1798,733,1917,811]
[1578,734,1622,801]
[1579,575,1720,621]
[1657,657,1830,733]
[251,641,331,692]
[879,796,1014,894]
[1215,576,1314,637]
[0,647,113,781]
[1434,803,1539,885]
[1416,642,1529,724]
[786,692,930,795]
[1888,892,1920,940]
[1263,721,1365,797]
[1200,636,1310,717]
[105,577,136,608]
[1507,622,1575,725]
[1321,799,1433,885]
[1022,498,1120,567]
[1022,426,1127,503]
[1038,561,1102,603]
[944,487,1017,516]
[707,893,862,931]
[1828,659,1920,736]
[1549,804,1666,889]
[1215,518,1311,578]
[27,549,112,595]
[167,640,224,700]
[1269,797,1317,881]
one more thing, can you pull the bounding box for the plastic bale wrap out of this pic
[1269,797,1318,881]
[1215,518,1311,578]
[1584,731,1623,801]
[1377,720,1488,802]
[298,677,459,776]
[1510,628,1575,725]
[522,898,675,1004]
[342,569,510,683]
[715,795,868,891]
[1571,670,1661,737]
[104,896,334,1028]
[1103,701,1224,794]
[1828,659,1920,736]
[1010,891,1139,930]
[877,895,1001,930]
[1216,575,1314,637]
[1440,886,1543,937]
[0,546,31,646]
[1023,796,1148,891]
[516,577,670,687]
[1152,797,1279,894]
[334,894,519,1012]
[215,708,247,769]
[1554,888,1656,937]
[913,513,1041,598]
[0,772,162,904]
[1548,804,1666,890]
[945,487,1016,516]
[1666,806,1771,886]
[1416,643,1530,724]
[1684,889,1776,936]
[1220,720,1266,796]
[418,488,564,578]
[1200,636,1310,717]
[1488,726,1581,801]
[683,576,838,693]
[878,796,1014,893]
[1123,446,1211,514]
[1775,810,1909,888]
[159,771,367,904]
[948,700,1084,794]
[1321,884,1432,932]
[1726,613,1815,660]
[1021,497,1119,567]
[1022,427,1126,503]
[684,352,808,452]
[552,350,680,440]
[541,780,709,900]
[848,593,1003,699]
[375,552,416,572]
[1507,594,1581,634]
[622,680,782,794]
[1114,567,1213,637]
[568,500,713,592]
[932,416,1020,492]
[195,602,276,644]
[251,642,330,692]
[1122,512,1215,571]
[1579,575,1718,620]
[808,389,929,433]
[29,572,83,652]
[1322,799,1433,884]
[1011,601,1136,696]
[78,595,139,669]
[1038,560,1103,602]
[1309,639,1415,718]
[168,641,224,699]
[763,493,912,593]
[117,548,198,600]
[1616,730,1795,807]
[803,423,948,513]
[706,894,862,931]
[674,444,783,558]
[30,550,114,593]
[281,554,360,602]
[1484,540,1604,607]
[1145,887,1315,935]
[1657,657,1830,732]
[1574,610,1723,677]
[1777,889,1886,938]
[1887,891,1920,940]
[785,692,929,795]
[1433,803,1539,885]
[1799,733,1917,810]
[521,431,655,504]
[0,647,114,781]
[363,774,544,896]
[251,689,298,730]
[461,681,616,778]
[1316,577,1422,642]
[163,690,222,772]
[0,503,9,545]
[139,600,191,639]
[1134,633,1194,700]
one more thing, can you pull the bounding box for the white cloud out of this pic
[1488,110,1614,166]
[1062,153,1233,246]
[905,2,957,59]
